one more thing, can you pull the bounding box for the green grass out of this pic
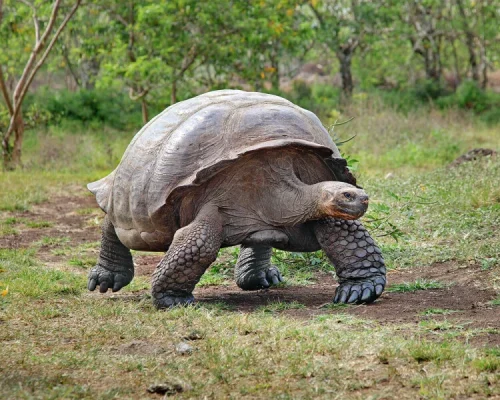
[3,285,498,399]
[387,279,446,293]
[25,220,53,228]
[472,357,500,372]
[198,255,234,287]
[420,308,457,316]
[257,300,306,313]
[408,341,458,363]
[489,297,500,306]
[68,257,96,268]
[36,236,71,246]
[1,104,499,398]
[419,319,466,332]
[0,248,84,298]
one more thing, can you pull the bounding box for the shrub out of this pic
[26,88,145,130]
[436,80,500,124]
[413,79,449,102]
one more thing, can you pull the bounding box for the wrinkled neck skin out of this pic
[270,181,330,226]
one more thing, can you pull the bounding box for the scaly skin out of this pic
[88,215,134,293]
[151,208,223,309]
[234,245,283,290]
[314,218,386,304]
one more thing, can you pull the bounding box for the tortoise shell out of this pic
[88,90,355,250]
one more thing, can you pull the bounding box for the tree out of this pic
[95,0,237,123]
[0,0,81,170]
[454,0,499,88]
[227,0,314,91]
[400,0,447,83]
[309,0,394,100]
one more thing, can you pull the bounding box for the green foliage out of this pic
[413,79,450,101]
[437,81,500,124]
[28,88,143,130]
[285,81,341,117]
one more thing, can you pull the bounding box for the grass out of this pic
[0,102,499,398]
[419,319,466,332]
[387,279,446,293]
[257,300,306,313]
[489,297,500,306]
[419,308,457,316]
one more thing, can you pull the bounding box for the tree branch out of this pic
[19,0,40,43]
[308,3,324,27]
[0,66,13,115]
[4,0,81,145]
[128,87,149,101]
[12,0,62,106]
[61,45,81,87]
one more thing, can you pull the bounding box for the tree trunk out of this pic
[171,80,177,104]
[11,112,24,168]
[270,49,280,91]
[465,32,479,83]
[336,49,354,101]
[450,38,461,88]
[1,0,81,170]
[2,110,24,170]
[80,58,100,90]
[479,41,488,89]
[456,0,479,83]
[141,98,149,124]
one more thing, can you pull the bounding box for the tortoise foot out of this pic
[88,265,133,293]
[153,291,195,309]
[237,266,284,291]
[333,275,386,304]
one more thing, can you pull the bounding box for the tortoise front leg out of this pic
[313,218,386,304]
[88,215,134,293]
[151,207,223,309]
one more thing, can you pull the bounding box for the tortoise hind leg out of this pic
[88,215,134,293]
[151,206,223,309]
[235,245,283,290]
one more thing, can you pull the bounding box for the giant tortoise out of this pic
[87,90,386,308]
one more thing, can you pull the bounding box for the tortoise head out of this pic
[317,182,369,220]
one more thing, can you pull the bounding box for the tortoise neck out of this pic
[299,183,326,222]
[275,182,323,226]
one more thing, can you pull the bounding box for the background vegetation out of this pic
[0,0,499,399]
[1,0,500,169]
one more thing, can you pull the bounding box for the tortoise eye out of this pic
[343,192,353,199]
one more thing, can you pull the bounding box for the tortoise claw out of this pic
[87,265,133,294]
[333,275,386,304]
[237,266,283,290]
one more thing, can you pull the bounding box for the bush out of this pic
[413,79,449,102]
[436,80,500,124]
[279,81,341,119]
[25,88,145,130]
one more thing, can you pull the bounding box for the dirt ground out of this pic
[2,194,499,347]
